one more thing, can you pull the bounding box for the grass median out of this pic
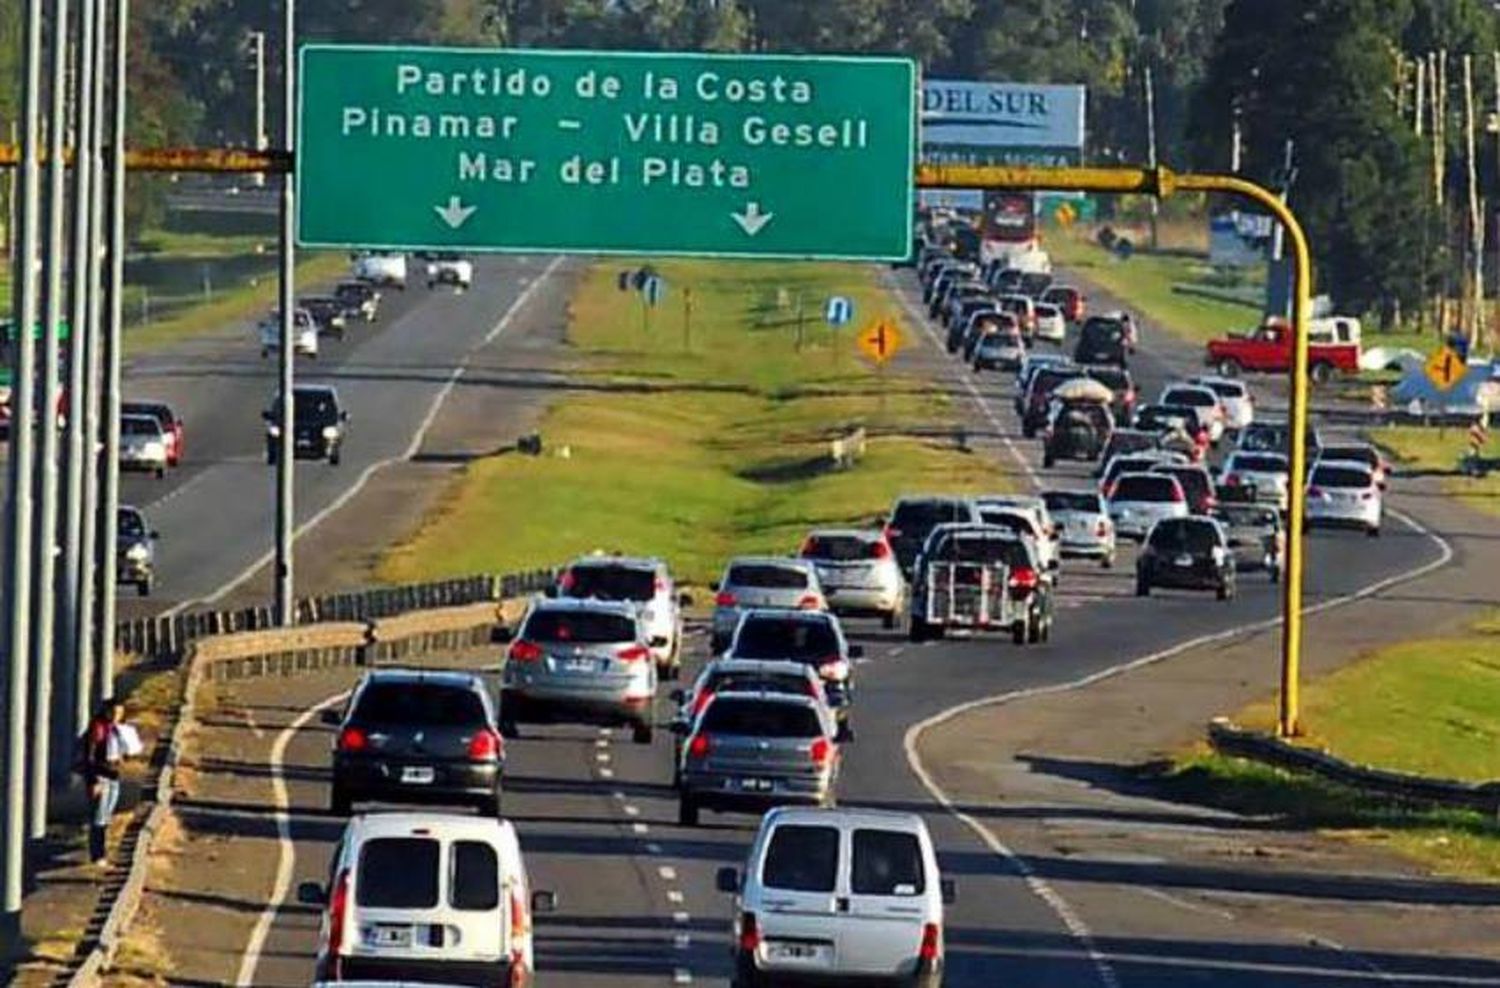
[378,260,1006,587]
[1164,610,1500,879]
[1372,425,1500,521]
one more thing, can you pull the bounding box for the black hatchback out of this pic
[1135,516,1235,600]
[263,384,348,465]
[326,669,505,816]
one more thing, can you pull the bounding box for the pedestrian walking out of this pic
[82,697,126,866]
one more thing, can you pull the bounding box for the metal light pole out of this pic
[96,0,127,694]
[79,0,107,710]
[275,0,295,626]
[250,30,267,186]
[61,0,97,747]
[30,0,72,837]
[3,0,46,934]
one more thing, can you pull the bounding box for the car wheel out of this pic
[499,717,520,740]
[677,797,699,827]
[1135,575,1150,597]
[908,618,928,643]
[1216,357,1241,378]
[730,952,762,988]
[1366,525,1380,538]
[1310,361,1333,384]
[1026,615,1042,644]
[1043,452,1055,468]
[1022,423,1036,439]
[1012,621,1026,645]
[881,609,898,630]
[154,467,165,479]
[329,447,341,466]
[709,634,726,655]
[633,721,654,745]
[136,578,152,598]
[1217,582,1232,601]
[330,784,352,816]
[1100,554,1114,570]
[1269,566,1281,583]
[265,448,276,465]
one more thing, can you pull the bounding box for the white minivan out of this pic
[300,812,556,986]
[716,807,954,988]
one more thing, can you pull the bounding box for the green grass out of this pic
[378,260,1008,587]
[1167,611,1500,879]
[1370,425,1500,520]
[133,229,273,258]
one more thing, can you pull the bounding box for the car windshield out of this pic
[1044,491,1102,513]
[1115,475,1181,502]
[1031,368,1082,397]
[1312,465,1372,488]
[763,825,839,893]
[352,682,486,725]
[892,500,969,531]
[726,563,809,589]
[290,391,338,422]
[563,565,655,601]
[700,699,822,737]
[931,534,1030,567]
[1088,369,1130,391]
[525,609,637,643]
[977,511,1035,537]
[1081,319,1124,343]
[852,829,925,896]
[1217,505,1278,527]
[356,838,439,909]
[117,510,146,537]
[121,417,160,436]
[122,403,170,425]
[1233,454,1287,473]
[733,618,839,660]
[706,671,809,696]
[1150,521,1220,552]
[801,535,880,561]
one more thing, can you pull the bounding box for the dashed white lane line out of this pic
[632,822,649,835]
[672,910,691,925]
[673,968,693,985]
[598,767,614,779]
[665,889,684,904]
[596,737,610,748]
[674,933,692,950]
[612,790,626,801]
[624,805,641,817]
[658,865,677,881]
[596,752,611,763]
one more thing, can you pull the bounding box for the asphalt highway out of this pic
[205,264,1480,988]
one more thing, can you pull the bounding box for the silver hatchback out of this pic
[1041,489,1116,567]
[501,598,657,744]
[798,529,905,628]
[711,557,826,653]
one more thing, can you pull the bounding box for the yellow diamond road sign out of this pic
[857,318,903,365]
[1425,345,1466,391]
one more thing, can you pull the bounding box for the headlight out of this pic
[125,543,150,561]
[1211,546,1227,565]
[322,426,339,439]
[818,658,850,682]
[144,442,165,458]
[426,264,438,275]
[266,424,281,437]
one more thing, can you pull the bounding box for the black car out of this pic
[263,384,348,465]
[1074,315,1129,368]
[1135,516,1235,600]
[298,295,352,340]
[333,280,380,322]
[326,668,505,816]
[1044,399,1114,467]
[723,609,862,724]
[885,495,981,575]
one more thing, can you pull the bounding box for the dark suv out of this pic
[884,496,980,575]
[263,384,348,465]
[1074,316,1129,368]
[326,669,505,816]
[1135,516,1235,600]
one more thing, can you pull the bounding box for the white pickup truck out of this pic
[351,251,408,290]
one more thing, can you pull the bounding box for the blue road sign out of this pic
[826,295,854,327]
[642,275,666,307]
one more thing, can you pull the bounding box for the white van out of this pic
[300,812,556,986]
[716,807,954,988]
[353,251,409,290]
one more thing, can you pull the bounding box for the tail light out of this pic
[1095,520,1108,536]
[558,570,576,592]
[871,539,893,560]
[797,594,823,610]
[818,657,850,682]
[691,689,715,717]
[467,728,502,761]
[510,887,527,943]
[616,644,650,662]
[1308,485,1324,498]
[1007,566,1038,599]
[809,736,834,767]
[883,525,902,542]
[714,590,737,607]
[1203,494,1218,510]
[1104,480,1119,498]
[688,733,712,759]
[337,726,368,753]
[739,911,761,953]
[327,868,351,956]
[1170,485,1186,503]
[508,639,543,663]
[1224,473,1240,486]
[918,922,941,962]
[799,536,818,557]
[508,889,529,987]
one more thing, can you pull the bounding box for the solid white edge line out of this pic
[902,504,1452,988]
[234,689,349,987]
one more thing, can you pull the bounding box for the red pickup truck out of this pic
[1205,318,1360,383]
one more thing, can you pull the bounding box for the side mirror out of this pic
[708,581,720,593]
[260,410,272,422]
[941,878,957,905]
[677,591,693,607]
[650,635,669,649]
[835,722,854,744]
[319,709,341,727]
[531,889,559,914]
[1048,559,1060,571]
[715,867,740,894]
[341,411,350,422]
[490,624,514,644]
[149,530,160,540]
[847,644,865,659]
[296,881,327,906]
[543,585,558,599]
[669,689,686,704]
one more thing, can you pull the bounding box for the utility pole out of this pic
[3,0,45,937]
[79,0,107,710]
[1463,55,1482,343]
[1269,139,1296,319]
[249,30,267,187]
[96,0,127,694]
[1144,61,1159,251]
[60,0,98,749]
[30,0,71,837]
[275,0,296,626]
[1229,102,1243,173]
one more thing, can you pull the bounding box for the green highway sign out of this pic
[296,46,917,260]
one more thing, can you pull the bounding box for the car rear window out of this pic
[357,837,439,908]
[122,417,160,436]
[118,510,146,537]
[1156,468,1210,498]
[892,500,970,531]
[450,840,500,911]
[733,618,839,661]
[1312,465,1372,488]
[1044,491,1102,513]
[1035,304,1061,319]
[762,824,839,893]
[852,830,925,896]
[1088,369,1131,391]
[1031,369,1080,397]
[801,535,880,562]
[1322,446,1378,467]
[708,672,809,696]
[701,698,822,737]
[1217,505,1278,527]
[1163,388,1214,407]
[726,564,809,590]
[1114,475,1181,502]
[977,511,1035,537]
[1204,380,1248,398]
[563,565,655,602]
[524,609,637,643]
[353,683,487,726]
[1234,454,1287,473]
[930,534,1029,568]
[1149,521,1220,552]
[1239,427,1288,452]
[1106,432,1157,456]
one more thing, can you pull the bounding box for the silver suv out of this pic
[710,557,826,654]
[554,555,688,680]
[501,598,657,744]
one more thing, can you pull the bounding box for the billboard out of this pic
[921,80,1086,167]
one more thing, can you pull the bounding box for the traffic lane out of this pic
[116,257,558,609]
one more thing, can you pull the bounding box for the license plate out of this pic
[738,777,773,792]
[563,656,601,673]
[400,766,435,785]
[768,942,830,963]
[371,925,412,947]
[1174,554,1194,567]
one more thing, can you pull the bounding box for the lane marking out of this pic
[673,969,693,985]
[598,767,614,779]
[658,866,677,881]
[674,933,692,950]
[181,256,564,612]
[596,752,612,764]
[234,689,349,987]
[903,505,1453,988]
[1137,887,1236,922]
[632,822,649,835]
[665,889,684,904]
[596,737,610,748]
[672,910,691,924]
[624,805,641,817]
[612,790,626,801]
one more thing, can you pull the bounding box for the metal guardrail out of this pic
[1207,718,1500,814]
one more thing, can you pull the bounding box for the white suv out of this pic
[717,806,954,988]
[352,251,408,290]
[300,812,556,985]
